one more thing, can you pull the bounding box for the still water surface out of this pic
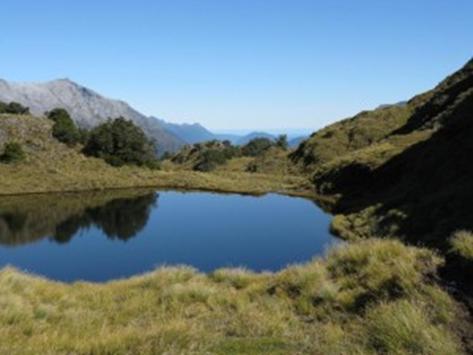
[0,190,338,282]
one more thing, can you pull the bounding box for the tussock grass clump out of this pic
[210,268,261,289]
[362,299,461,355]
[0,239,466,354]
[450,230,473,261]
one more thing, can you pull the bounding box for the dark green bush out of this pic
[241,138,273,157]
[0,101,30,115]
[194,149,227,172]
[222,145,240,159]
[83,117,159,169]
[47,108,81,146]
[275,134,288,150]
[0,142,26,163]
[160,151,173,161]
[78,128,90,145]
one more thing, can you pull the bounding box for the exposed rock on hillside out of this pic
[0,79,184,152]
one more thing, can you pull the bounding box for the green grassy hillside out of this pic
[289,58,473,306]
[290,58,473,250]
[168,138,297,176]
[289,92,432,172]
[0,114,310,197]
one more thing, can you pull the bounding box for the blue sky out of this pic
[1,1,471,131]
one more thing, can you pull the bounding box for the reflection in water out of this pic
[0,190,337,282]
[0,190,158,246]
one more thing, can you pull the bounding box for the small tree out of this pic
[275,134,288,150]
[78,128,90,145]
[194,149,227,172]
[0,101,7,113]
[47,108,80,146]
[0,101,30,115]
[83,117,159,168]
[0,142,26,163]
[5,102,29,115]
[160,151,173,161]
[241,137,273,157]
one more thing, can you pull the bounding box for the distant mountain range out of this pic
[152,118,216,145]
[213,132,308,147]
[0,78,308,152]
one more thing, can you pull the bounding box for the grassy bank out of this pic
[0,239,468,354]
[0,115,313,198]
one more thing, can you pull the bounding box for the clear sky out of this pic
[1,1,471,131]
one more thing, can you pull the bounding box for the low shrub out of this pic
[194,149,227,172]
[242,137,273,157]
[0,142,26,163]
[0,101,30,115]
[47,108,81,146]
[275,134,288,150]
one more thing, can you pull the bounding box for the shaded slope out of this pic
[311,58,473,251]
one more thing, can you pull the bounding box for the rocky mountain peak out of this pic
[0,78,185,153]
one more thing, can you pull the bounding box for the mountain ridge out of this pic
[0,78,185,153]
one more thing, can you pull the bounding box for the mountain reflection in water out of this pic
[0,190,158,246]
[0,189,337,282]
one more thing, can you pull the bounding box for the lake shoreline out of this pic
[0,189,337,282]
[0,168,336,202]
[0,238,467,354]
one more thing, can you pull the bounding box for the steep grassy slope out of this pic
[290,59,473,305]
[290,94,430,172]
[291,59,473,249]
[322,59,473,245]
[0,239,468,354]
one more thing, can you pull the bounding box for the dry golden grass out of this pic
[0,115,313,198]
[450,231,473,261]
[0,239,466,354]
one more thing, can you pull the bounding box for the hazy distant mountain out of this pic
[236,132,276,145]
[214,133,242,144]
[288,136,308,148]
[0,78,185,153]
[153,118,217,145]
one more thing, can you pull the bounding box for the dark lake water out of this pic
[0,189,338,282]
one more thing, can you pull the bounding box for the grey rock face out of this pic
[0,79,185,152]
